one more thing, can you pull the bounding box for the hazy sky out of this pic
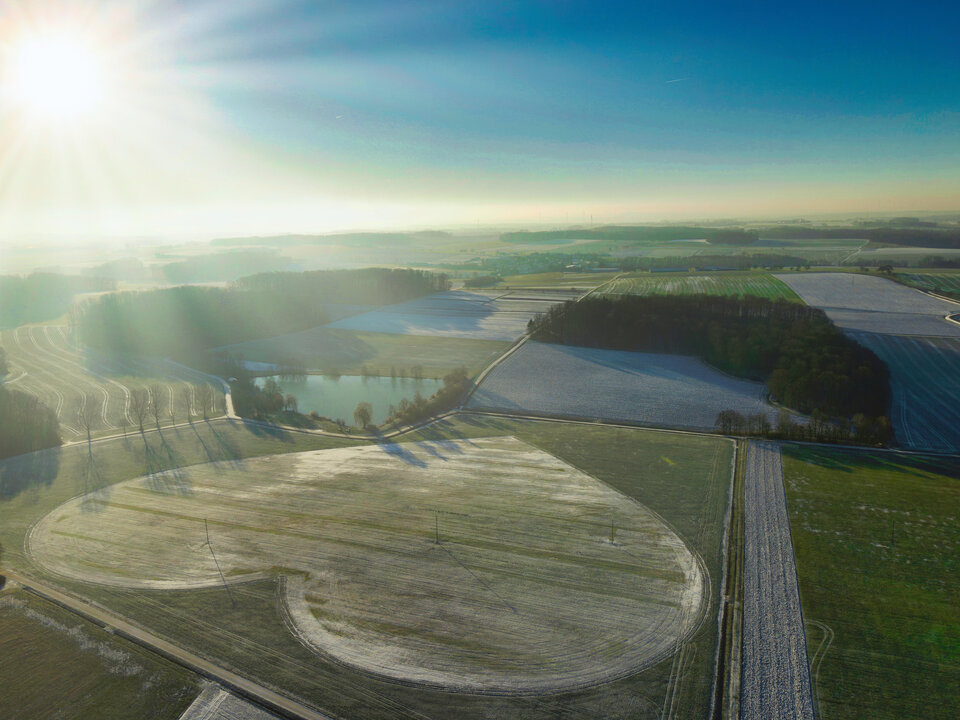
[1,0,958,239]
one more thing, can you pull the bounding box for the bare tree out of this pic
[181,386,194,421]
[284,394,298,413]
[198,384,213,419]
[148,383,164,429]
[130,388,149,433]
[77,393,98,446]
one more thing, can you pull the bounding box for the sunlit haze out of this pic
[1,0,959,240]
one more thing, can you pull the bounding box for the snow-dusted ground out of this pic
[776,273,960,336]
[469,341,786,431]
[849,332,960,452]
[741,443,815,720]
[327,290,559,341]
[30,436,703,693]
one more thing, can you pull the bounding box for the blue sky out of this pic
[3,0,959,236]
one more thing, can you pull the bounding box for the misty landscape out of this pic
[1,2,958,720]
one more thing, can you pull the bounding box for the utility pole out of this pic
[204,519,235,607]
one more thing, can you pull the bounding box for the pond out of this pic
[255,374,444,425]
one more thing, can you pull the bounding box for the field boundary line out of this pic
[2,570,336,720]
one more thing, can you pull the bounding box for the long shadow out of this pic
[79,449,111,513]
[241,418,294,444]
[0,446,61,501]
[204,421,245,468]
[783,444,960,479]
[140,430,191,495]
[371,431,426,468]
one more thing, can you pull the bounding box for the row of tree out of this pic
[716,409,892,445]
[0,387,61,460]
[386,367,473,426]
[527,295,891,420]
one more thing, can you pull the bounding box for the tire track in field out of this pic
[16,327,110,428]
[8,327,80,434]
[740,442,815,720]
[36,327,115,429]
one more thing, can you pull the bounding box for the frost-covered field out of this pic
[179,685,282,720]
[0,325,224,438]
[469,341,785,430]
[30,436,704,693]
[848,333,960,452]
[775,273,960,336]
[327,290,560,341]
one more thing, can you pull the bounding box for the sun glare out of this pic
[5,32,106,121]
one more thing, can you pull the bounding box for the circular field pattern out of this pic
[29,436,705,692]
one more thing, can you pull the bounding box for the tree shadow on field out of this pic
[241,418,294,444]
[783,444,960,480]
[140,431,191,496]
[79,449,112,512]
[204,421,245,469]
[372,432,427,468]
[0,447,61,501]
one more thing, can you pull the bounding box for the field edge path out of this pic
[740,442,815,720]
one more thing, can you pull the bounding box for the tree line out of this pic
[715,409,892,445]
[500,226,758,245]
[527,295,891,420]
[0,273,115,329]
[72,268,449,359]
[0,387,61,460]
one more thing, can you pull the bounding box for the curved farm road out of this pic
[2,570,333,720]
[740,442,815,720]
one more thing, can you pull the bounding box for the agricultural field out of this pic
[179,684,284,720]
[216,326,509,378]
[469,341,789,431]
[847,333,960,452]
[495,271,613,289]
[0,588,196,720]
[598,272,801,301]
[895,271,960,296]
[0,325,225,440]
[30,436,704,692]
[782,446,960,720]
[775,272,960,336]
[327,290,559,341]
[7,415,733,719]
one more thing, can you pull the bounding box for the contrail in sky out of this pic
[665,77,689,84]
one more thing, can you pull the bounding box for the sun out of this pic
[5,31,106,122]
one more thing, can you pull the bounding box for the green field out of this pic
[217,327,509,378]
[782,446,960,720]
[598,272,802,301]
[497,271,615,289]
[0,588,196,720]
[3,414,733,720]
[895,271,960,296]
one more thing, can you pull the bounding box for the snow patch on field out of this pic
[848,333,960,451]
[776,273,960,336]
[469,342,785,431]
[29,436,704,693]
[327,290,560,341]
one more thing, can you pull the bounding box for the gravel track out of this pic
[741,442,815,720]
